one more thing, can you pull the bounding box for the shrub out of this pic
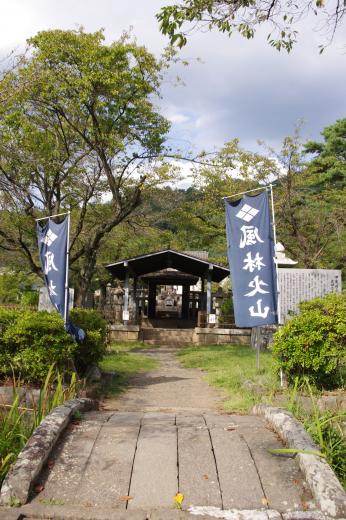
[0,310,77,383]
[69,308,107,374]
[219,297,234,325]
[0,307,21,342]
[272,293,346,388]
[20,290,39,307]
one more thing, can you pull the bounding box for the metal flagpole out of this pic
[64,212,71,330]
[268,184,285,387]
[223,186,266,201]
[35,211,70,222]
[269,184,281,324]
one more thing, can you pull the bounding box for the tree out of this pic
[259,123,346,268]
[0,29,173,304]
[166,125,346,271]
[157,0,346,53]
[304,118,346,188]
[165,139,278,264]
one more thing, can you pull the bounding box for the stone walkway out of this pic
[22,347,318,519]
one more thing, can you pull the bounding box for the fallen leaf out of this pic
[261,497,269,507]
[202,474,209,480]
[174,493,184,509]
[47,459,54,469]
[224,424,238,431]
[292,479,301,486]
[34,484,44,493]
[119,495,133,502]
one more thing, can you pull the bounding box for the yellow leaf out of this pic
[174,493,184,509]
[261,497,269,506]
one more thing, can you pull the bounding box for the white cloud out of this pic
[0,0,345,156]
[169,113,190,124]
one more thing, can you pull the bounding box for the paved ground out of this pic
[103,346,223,414]
[23,347,318,519]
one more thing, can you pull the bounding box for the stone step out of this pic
[143,340,192,346]
[142,330,195,346]
[19,503,202,519]
[18,503,326,520]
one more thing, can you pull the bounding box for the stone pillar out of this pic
[148,282,156,319]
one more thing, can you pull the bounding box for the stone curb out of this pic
[253,404,346,519]
[0,397,97,507]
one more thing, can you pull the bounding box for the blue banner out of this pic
[37,217,85,341]
[37,218,68,318]
[225,191,278,327]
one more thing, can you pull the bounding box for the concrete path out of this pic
[103,346,223,414]
[23,347,318,519]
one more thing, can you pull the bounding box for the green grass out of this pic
[178,343,279,413]
[287,379,346,490]
[107,341,159,352]
[98,350,158,397]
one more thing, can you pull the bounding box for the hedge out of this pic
[0,307,107,384]
[272,293,346,389]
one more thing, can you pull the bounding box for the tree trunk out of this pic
[74,249,97,307]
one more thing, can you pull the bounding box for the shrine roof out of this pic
[105,249,230,283]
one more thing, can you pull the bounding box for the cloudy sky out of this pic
[1,0,345,157]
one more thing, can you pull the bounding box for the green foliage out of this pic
[304,118,346,190]
[166,121,346,272]
[0,366,79,487]
[32,364,80,427]
[288,379,346,490]
[178,344,277,412]
[307,410,346,489]
[0,28,172,302]
[0,308,21,340]
[0,393,32,487]
[0,274,22,304]
[0,272,39,304]
[219,298,234,323]
[157,0,343,52]
[272,293,346,389]
[0,311,77,383]
[69,309,107,374]
[20,291,39,307]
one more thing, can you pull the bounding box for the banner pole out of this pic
[223,186,266,200]
[269,184,285,387]
[35,211,70,222]
[64,212,71,330]
[269,184,281,324]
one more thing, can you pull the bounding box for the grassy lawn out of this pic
[107,340,158,352]
[178,343,279,413]
[98,345,158,397]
